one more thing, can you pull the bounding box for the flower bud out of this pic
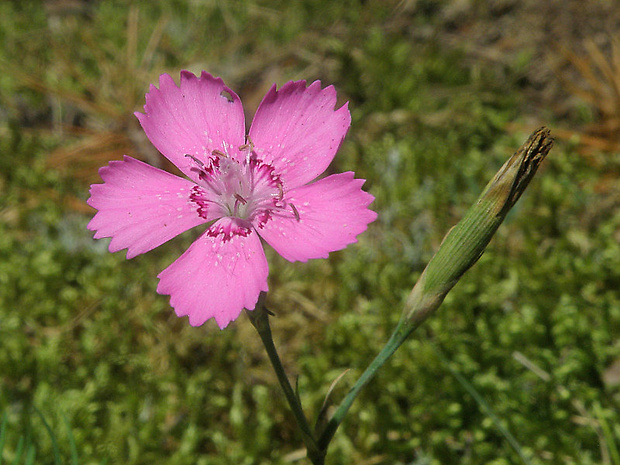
[402,127,553,328]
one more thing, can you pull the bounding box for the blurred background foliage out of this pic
[0,0,619,464]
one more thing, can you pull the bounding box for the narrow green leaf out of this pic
[594,403,620,465]
[0,412,8,465]
[11,436,24,465]
[434,344,532,465]
[23,445,36,465]
[61,414,79,465]
[32,407,61,465]
[314,369,350,436]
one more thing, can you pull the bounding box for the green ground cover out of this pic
[0,1,619,464]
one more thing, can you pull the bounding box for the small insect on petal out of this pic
[220,89,234,103]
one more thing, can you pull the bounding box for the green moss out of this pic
[1,1,619,464]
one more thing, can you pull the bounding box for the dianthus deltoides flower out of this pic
[88,71,376,328]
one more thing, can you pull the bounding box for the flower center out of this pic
[188,142,292,227]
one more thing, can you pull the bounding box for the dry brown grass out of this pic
[553,37,620,156]
[3,6,171,184]
[3,4,343,187]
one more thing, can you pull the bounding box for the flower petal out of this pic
[135,71,246,181]
[256,172,377,262]
[249,80,350,188]
[157,218,269,328]
[87,156,212,259]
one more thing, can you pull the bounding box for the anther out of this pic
[239,136,254,152]
[189,166,208,181]
[290,203,300,222]
[185,154,204,167]
[234,193,248,205]
[212,149,227,158]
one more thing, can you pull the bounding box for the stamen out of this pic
[239,136,254,152]
[190,163,221,195]
[185,154,204,167]
[234,193,247,205]
[189,148,285,225]
[233,194,248,217]
[290,203,300,222]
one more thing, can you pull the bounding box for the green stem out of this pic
[246,129,551,462]
[246,296,323,463]
[317,319,411,450]
[317,128,553,456]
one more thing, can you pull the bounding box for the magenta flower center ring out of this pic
[187,143,292,232]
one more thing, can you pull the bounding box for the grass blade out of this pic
[11,436,24,465]
[61,414,79,465]
[32,407,61,465]
[23,445,36,465]
[594,403,620,465]
[0,412,8,465]
[433,344,532,465]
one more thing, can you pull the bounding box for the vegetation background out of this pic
[1,0,619,464]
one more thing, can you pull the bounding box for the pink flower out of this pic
[87,71,377,329]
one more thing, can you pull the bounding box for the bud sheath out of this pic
[402,127,553,328]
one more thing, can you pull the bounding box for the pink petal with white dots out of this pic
[87,156,213,259]
[157,217,269,328]
[135,71,246,181]
[249,80,351,189]
[256,172,377,262]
